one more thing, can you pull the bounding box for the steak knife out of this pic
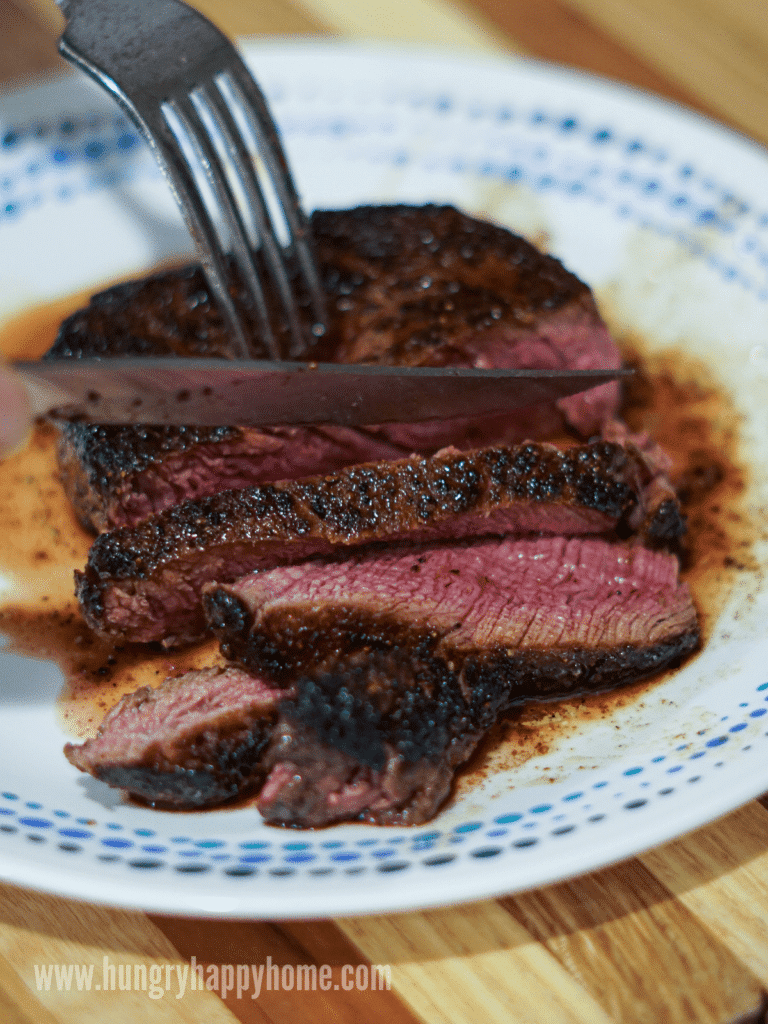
[13,358,630,427]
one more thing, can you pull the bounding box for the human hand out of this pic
[0,366,31,458]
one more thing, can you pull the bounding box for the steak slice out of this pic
[205,535,700,691]
[64,666,285,808]
[52,204,621,530]
[601,419,684,546]
[58,423,409,533]
[254,711,477,828]
[61,655,474,824]
[75,438,681,646]
[200,535,699,826]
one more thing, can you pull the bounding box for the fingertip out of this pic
[0,370,32,458]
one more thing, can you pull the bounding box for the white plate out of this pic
[1,41,768,919]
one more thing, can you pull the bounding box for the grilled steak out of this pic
[57,205,696,828]
[51,204,621,530]
[64,666,286,808]
[64,535,698,825]
[75,438,683,646]
[205,535,699,694]
[205,535,699,826]
[311,203,621,448]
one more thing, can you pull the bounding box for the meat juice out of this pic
[0,294,232,739]
[0,295,754,804]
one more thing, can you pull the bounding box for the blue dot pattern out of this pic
[0,672,763,877]
[2,76,768,299]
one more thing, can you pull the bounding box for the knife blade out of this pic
[13,358,630,427]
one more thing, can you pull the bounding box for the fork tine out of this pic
[201,81,307,358]
[56,0,328,360]
[167,92,282,361]
[139,104,256,362]
[225,60,328,333]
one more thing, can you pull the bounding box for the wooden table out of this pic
[3,1,768,1021]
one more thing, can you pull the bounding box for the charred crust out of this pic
[483,628,701,703]
[56,428,111,532]
[311,204,591,364]
[47,262,248,362]
[480,441,636,517]
[280,672,388,771]
[90,721,273,809]
[203,588,252,640]
[209,603,441,684]
[279,648,508,770]
[645,498,687,546]
[212,603,701,767]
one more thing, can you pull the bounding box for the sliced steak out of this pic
[75,438,679,646]
[58,423,409,533]
[250,644,516,827]
[254,711,476,828]
[65,537,698,826]
[62,655,472,824]
[64,665,286,808]
[201,535,699,826]
[205,535,699,691]
[51,204,621,529]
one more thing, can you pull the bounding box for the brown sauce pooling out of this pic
[0,293,229,738]
[454,335,752,797]
[0,298,753,803]
[620,341,752,634]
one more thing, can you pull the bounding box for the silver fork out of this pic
[55,0,327,360]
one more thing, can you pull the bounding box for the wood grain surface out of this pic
[2,1,768,1022]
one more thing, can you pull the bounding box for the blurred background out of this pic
[3,0,768,146]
